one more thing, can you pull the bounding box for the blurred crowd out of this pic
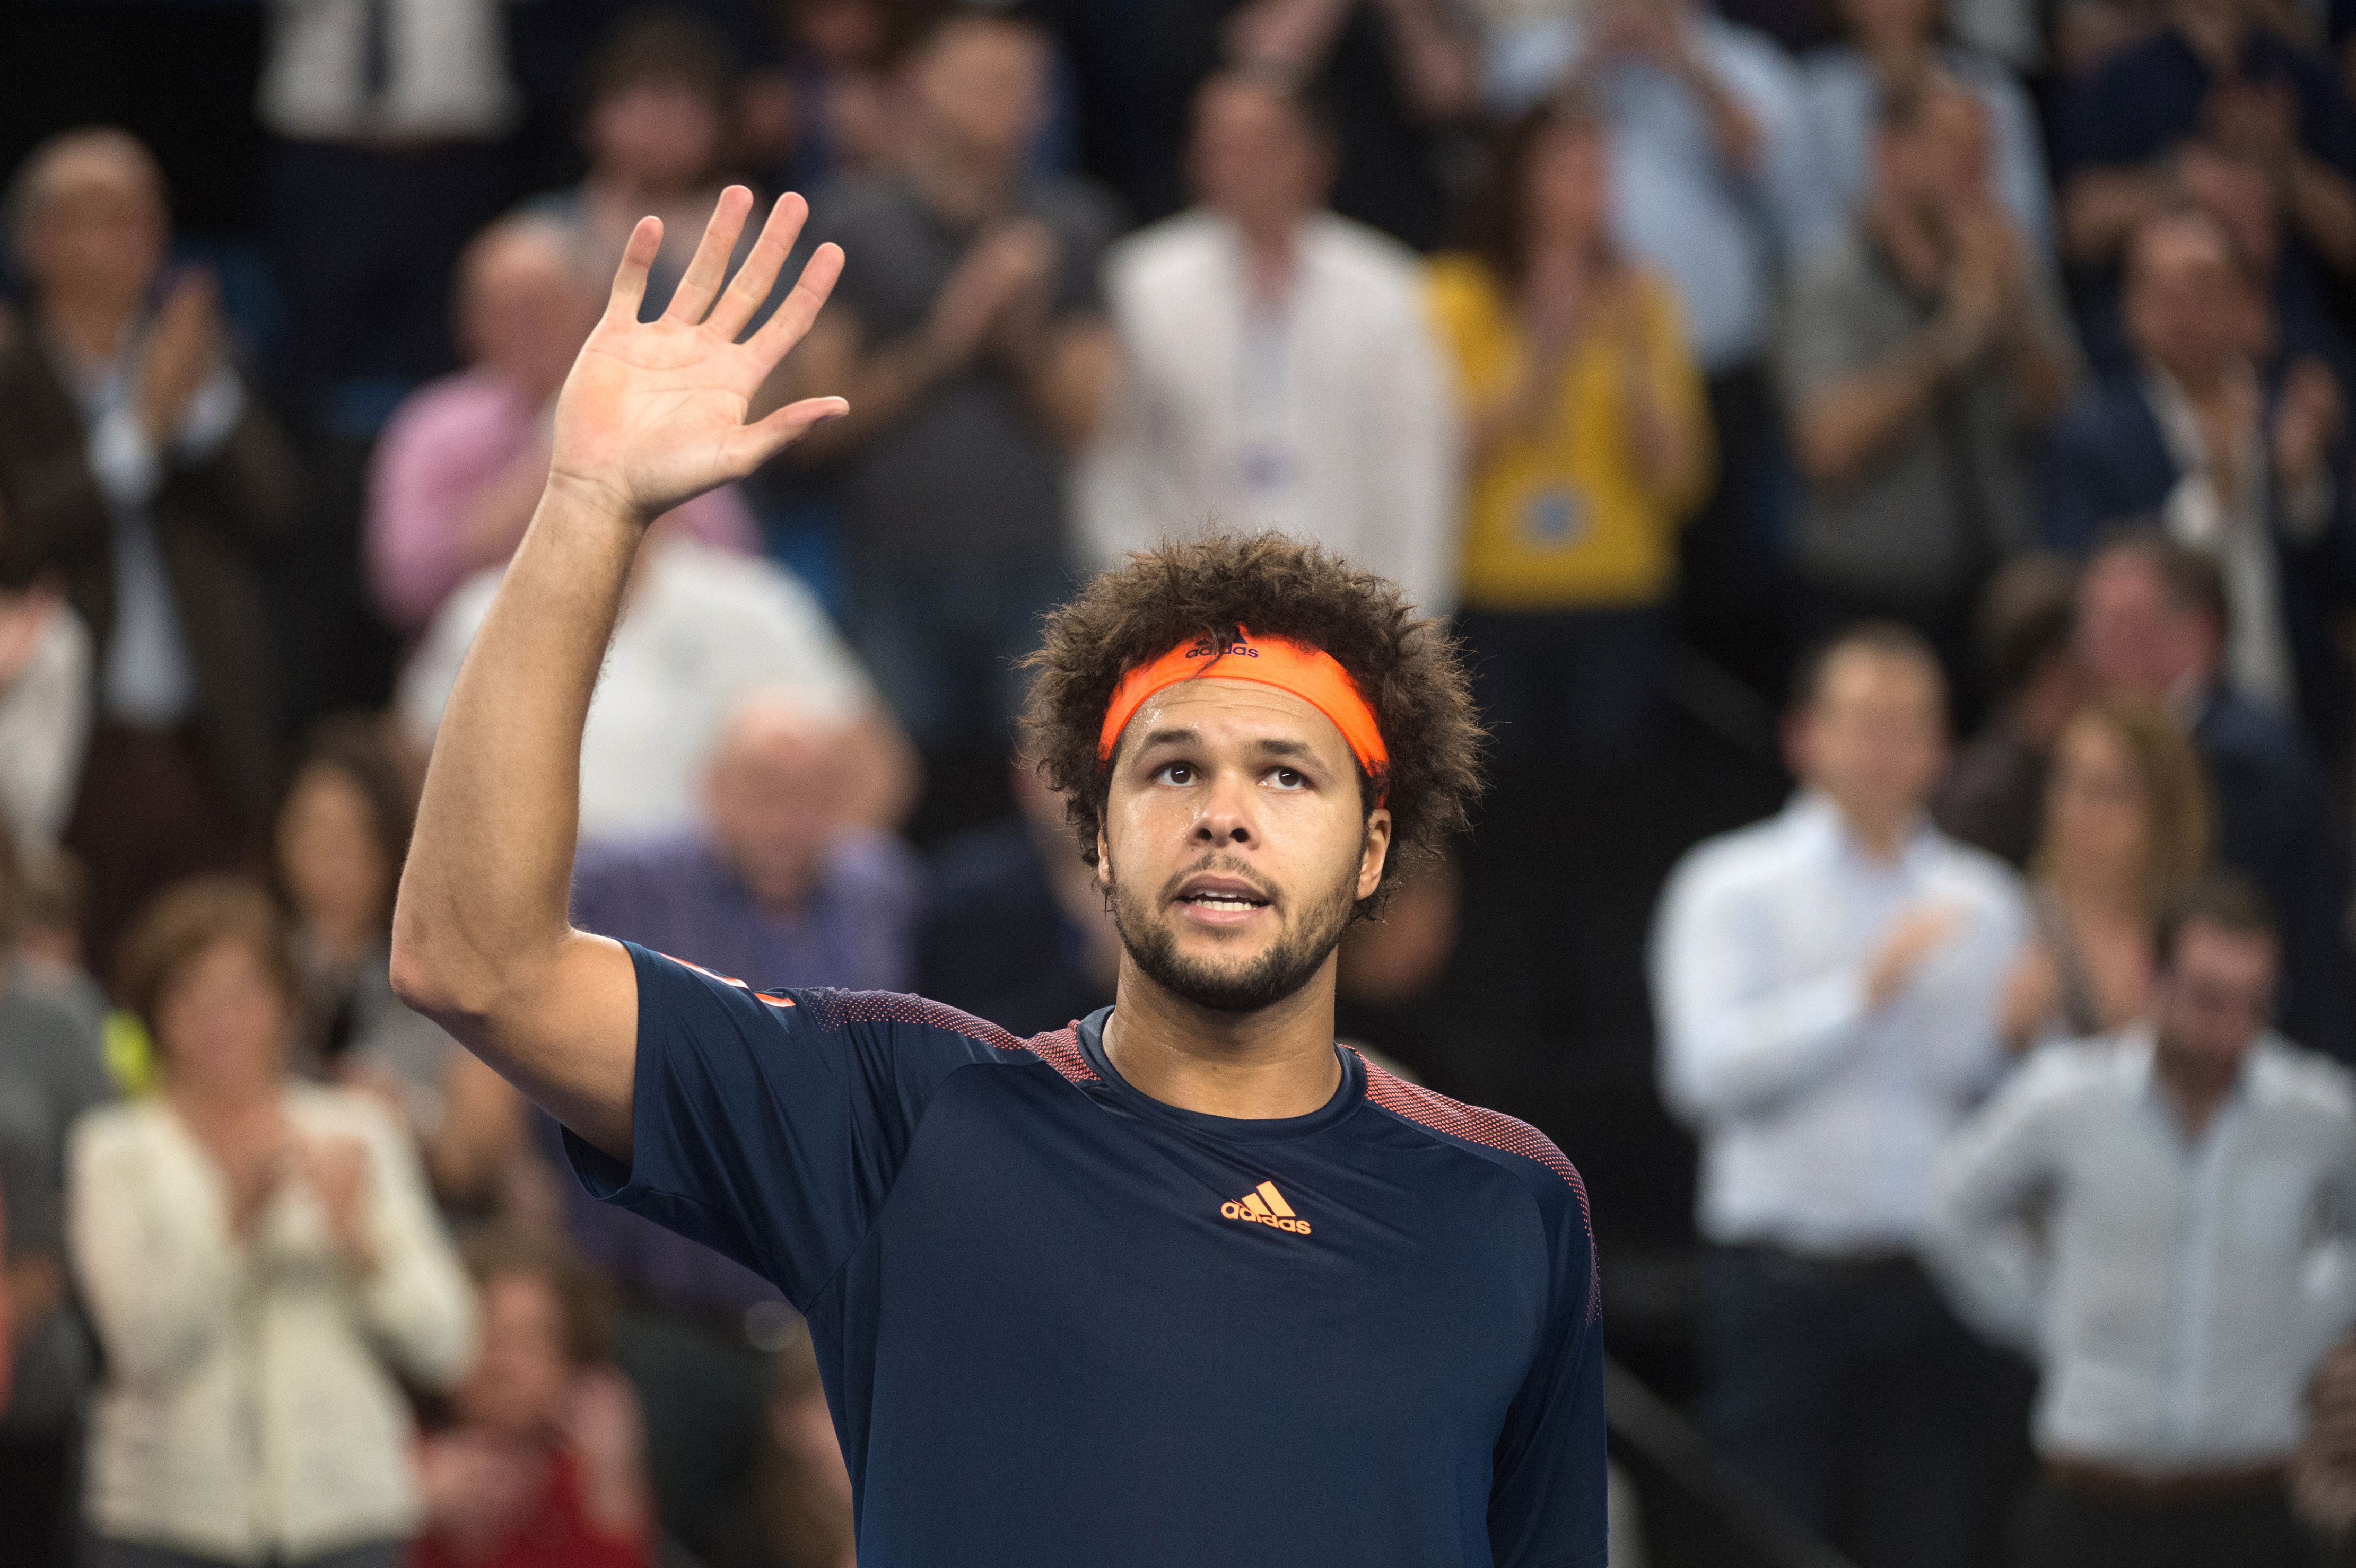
[7,0,2356,1565]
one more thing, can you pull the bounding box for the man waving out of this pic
[393,188,1605,1567]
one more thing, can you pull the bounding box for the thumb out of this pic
[723,395,849,473]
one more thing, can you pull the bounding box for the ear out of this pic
[1356,807,1393,902]
[1095,820,1112,889]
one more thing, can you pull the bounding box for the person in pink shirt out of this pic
[366,213,755,636]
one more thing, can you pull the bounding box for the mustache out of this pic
[1157,855,1280,906]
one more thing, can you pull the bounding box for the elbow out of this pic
[1789,419,1858,488]
[388,909,490,1026]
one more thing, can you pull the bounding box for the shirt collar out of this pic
[1785,789,1940,873]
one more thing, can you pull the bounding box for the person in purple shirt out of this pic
[561,689,922,1323]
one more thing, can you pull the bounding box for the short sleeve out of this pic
[1487,1180,1609,1568]
[563,944,1007,1309]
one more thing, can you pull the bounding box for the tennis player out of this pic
[394,187,1605,1567]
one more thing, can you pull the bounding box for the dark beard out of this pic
[1107,855,1360,1015]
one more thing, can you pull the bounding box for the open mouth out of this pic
[1180,891,1270,912]
[1173,874,1275,916]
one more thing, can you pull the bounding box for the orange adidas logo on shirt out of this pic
[1221,1181,1311,1235]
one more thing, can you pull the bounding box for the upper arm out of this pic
[556,946,1007,1308]
[403,928,641,1165]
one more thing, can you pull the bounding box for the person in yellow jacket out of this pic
[1429,91,1714,769]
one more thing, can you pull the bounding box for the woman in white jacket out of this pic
[68,877,477,1568]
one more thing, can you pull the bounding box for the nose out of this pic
[1190,770,1256,848]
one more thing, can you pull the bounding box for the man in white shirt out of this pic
[1651,621,2028,1568]
[1929,874,2353,1568]
[259,0,517,429]
[1081,68,1456,616]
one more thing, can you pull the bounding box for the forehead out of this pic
[2176,920,2278,977]
[1123,677,1354,765]
[1815,648,1940,712]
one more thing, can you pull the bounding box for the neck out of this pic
[2152,1033,2242,1133]
[1101,957,1343,1119]
[1836,800,1916,862]
[1231,210,1301,302]
[1869,198,1947,293]
[907,136,1017,229]
[307,910,380,970]
[42,297,136,366]
[2174,1,2245,67]
[1863,29,1934,84]
[2047,861,2145,921]
[168,1073,278,1126]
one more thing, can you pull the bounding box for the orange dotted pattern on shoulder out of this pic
[1355,1051,1600,1323]
[816,991,1101,1086]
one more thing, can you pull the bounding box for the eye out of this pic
[1268,767,1306,790]
[1153,761,1196,785]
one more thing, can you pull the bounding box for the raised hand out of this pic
[138,268,223,442]
[547,187,848,525]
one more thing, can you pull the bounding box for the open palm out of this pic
[549,187,848,524]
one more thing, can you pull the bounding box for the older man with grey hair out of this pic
[0,126,300,964]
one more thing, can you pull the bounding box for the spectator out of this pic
[1080,68,1457,615]
[775,10,1121,754]
[1484,0,1831,685]
[561,690,917,1321]
[1928,873,2354,1568]
[1429,93,1714,764]
[10,847,105,1037]
[258,0,515,424]
[0,825,114,1568]
[2056,0,2356,378]
[1782,78,2081,699]
[1651,622,2028,1568]
[0,580,90,857]
[747,0,904,192]
[1218,0,1482,253]
[569,690,920,1002]
[538,14,757,323]
[1933,554,2086,868]
[2041,208,2353,749]
[0,129,302,969]
[400,532,888,844]
[270,720,536,1221]
[1802,0,2056,250]
[2001,698,2213,1049]
[275,720,449,1083]
[919,755,1122,1038]
[2075,533,2353,1059]
[68,877,475,1568]
[368,213,757,637]
[415,1234,652,1568]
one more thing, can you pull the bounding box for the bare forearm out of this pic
[1793,331,1951,485]
[2061,167,2168,264]
[395,485,633,1014]
[2286,155,2356,273]
[2002,317,2079,423]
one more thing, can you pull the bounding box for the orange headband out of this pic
[1096,626,1389,791]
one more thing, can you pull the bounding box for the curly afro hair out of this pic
[1020,532,1483,915]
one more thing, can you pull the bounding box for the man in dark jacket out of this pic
[0,128,300,961]
[2076,534,2353,1063]
[2042,209,2356,761]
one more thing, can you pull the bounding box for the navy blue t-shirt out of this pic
[568,944,1607,1567]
